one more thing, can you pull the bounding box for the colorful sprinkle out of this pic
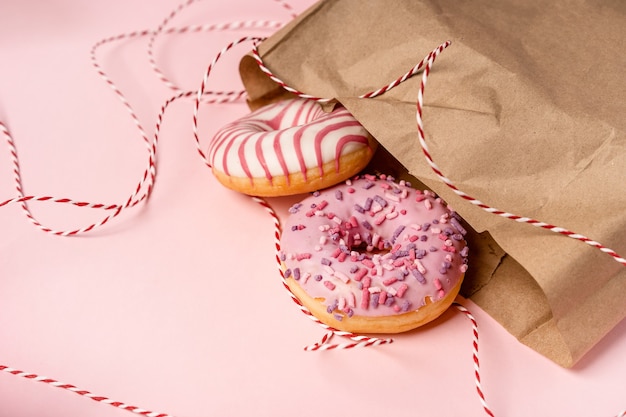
[387,212,402,224]
[415,259,426,274]
[442,245,456,253]
[378,291,387,305]
[370,201,383,214]
[450,217,467,235]
[361,288,370,309]
[391,225,406,243]
[348,292,356,308]
[434,278,442,289]
[296,253,312,261]
[353,268,368,281]
[374,214,386,225]
[362,258,375,268]
[349,216,359,228]
[363,197,373,211]
[411,269,427,284]
[370,293,380,308]
[373,195,388,208]
[396,283,408,298]
[362,276,372,288]
[288,203,302,213]
[383,277,398,286]
[334,271,350,283]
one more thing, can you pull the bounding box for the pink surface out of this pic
[0,1,624,417]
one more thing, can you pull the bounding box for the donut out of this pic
[207,98,377,197]
[279,175,469,334]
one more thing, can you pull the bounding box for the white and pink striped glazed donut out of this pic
[280,175,469,334]
[207,98,377,196]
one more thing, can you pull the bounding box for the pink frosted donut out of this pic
[207,98,377,196]
[280,175,469,333]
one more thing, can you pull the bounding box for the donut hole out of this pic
[349,241,391,257]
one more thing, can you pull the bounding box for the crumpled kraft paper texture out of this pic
[238,0,626,367]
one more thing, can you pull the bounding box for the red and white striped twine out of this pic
[0,0,624,416]
[454,303,495,417]
[250,39,442,102]
[0,366,174,417]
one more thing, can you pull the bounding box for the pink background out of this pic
[0,1,624,416]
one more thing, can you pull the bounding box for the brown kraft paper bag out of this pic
[238,0,626,367]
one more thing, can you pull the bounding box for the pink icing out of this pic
[280,176,469,319]
[208,98,373,184]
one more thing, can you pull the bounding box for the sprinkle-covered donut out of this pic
[208,98,377,196]
[280,175,469,333]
